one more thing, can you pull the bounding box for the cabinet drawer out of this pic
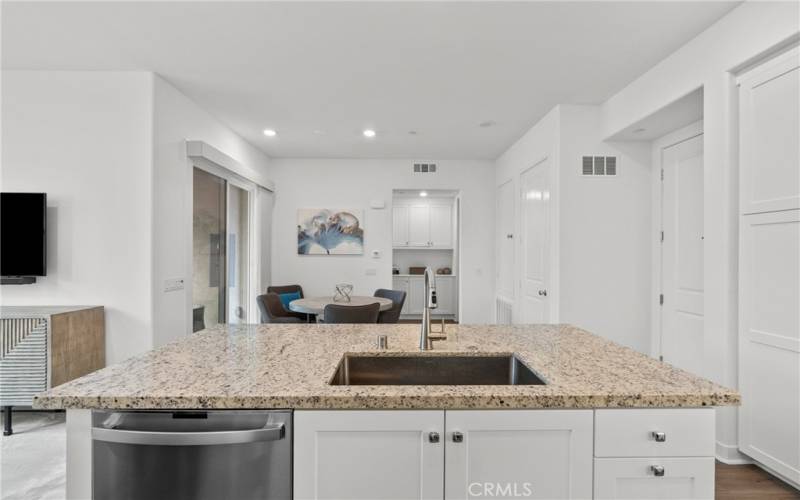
[594,457,714,499]
[595,409,714,457]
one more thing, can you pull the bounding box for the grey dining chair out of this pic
[374,289,407,323]
[257,293,304,324]
[323,303,381,324]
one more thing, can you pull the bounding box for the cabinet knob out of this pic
[651,431,666,442]
[650,465,665,477]
[428,432,440,443]
[452,431,464,443]
[538,289,547,297]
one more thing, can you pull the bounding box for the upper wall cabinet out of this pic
[739,48,800,214]
[393,201,453,249]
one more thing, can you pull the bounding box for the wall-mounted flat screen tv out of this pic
[1,193,47,277]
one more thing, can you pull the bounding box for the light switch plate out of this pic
[164,278,185,292]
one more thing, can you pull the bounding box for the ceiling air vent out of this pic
[413,162,437,174]
[581,156,618,176]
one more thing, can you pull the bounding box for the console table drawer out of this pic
[595,409,714,457]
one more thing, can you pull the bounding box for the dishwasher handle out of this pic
[92,423,285,446]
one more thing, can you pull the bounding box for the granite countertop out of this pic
[33,324,740,410]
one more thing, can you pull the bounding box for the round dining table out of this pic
[288,295,394,317]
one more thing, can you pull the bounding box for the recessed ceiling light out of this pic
[479,120,496,128]
[263,129,277,137]
[419,191,428,197]
[363,129,376,138]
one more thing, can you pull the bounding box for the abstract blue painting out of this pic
[297,209,364,255]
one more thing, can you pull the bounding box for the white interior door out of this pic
[660,134,704,374]
[519,158,550,324]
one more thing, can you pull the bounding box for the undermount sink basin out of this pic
[329,354,546,386]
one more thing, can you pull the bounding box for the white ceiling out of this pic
[2,1,740,160]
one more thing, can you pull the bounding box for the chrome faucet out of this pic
[420,267,438,350]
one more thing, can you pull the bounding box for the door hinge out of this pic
[659,294,664,306]
[660,169,664,181]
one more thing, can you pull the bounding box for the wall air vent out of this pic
[581,156,618,176]
[413,162,437,174]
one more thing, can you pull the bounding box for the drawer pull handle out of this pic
[428,432,440,443]
[650,465,665,477]
[651,431,666,442]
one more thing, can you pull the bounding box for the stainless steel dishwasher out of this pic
[91,410,291,500]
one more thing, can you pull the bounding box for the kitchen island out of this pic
[35,323,739,499]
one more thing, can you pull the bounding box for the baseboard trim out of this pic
[716,441,753,465]
[752,462,800,492]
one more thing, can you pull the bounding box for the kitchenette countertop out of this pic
[33,324,739,410]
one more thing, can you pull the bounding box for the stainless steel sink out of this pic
[329,354,546,386]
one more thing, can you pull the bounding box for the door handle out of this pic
[92,423,285,446]
[538,290,547,297]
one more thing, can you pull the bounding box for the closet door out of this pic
[738,47,800,486]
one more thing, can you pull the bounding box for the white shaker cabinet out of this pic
[392,206,410,247]
[594,409,715,500]
[391,277,412,315]
[394,276,456,317]
[294,410,445,500]
[738,47,800,486]
[429,204,453,248]
[594,457,714,500]
[408,205,431,246]
[445,410,593,500]
[393,201,454,248]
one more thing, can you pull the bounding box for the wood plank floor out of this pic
[717,462,800,499]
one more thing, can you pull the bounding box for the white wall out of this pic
[151,75,272,346]
[557,106,652,353]
[601,1,800,462]
[494,105,652,352]
[1,71,154,363]
[269,159,495,324]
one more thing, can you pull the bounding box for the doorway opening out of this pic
[192,167,252,330]
[391,189,460,323]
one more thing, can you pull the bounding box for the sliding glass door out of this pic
[192,167,252,328]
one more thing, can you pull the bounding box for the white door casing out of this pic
[496,180,515,302]
[660,134,705,375]
[519,158,550,324]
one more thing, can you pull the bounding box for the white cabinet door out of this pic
[408,205,431,246]
[393,206,410,247]
[433,277,454,316]
[445,410,593,500]
[739,209,800,484]
[294,410,445,500]
[594,457,714,500]
[408,277,425,314]
[429,204,453,248]
[393,277,411,315]
[738,47,799,214]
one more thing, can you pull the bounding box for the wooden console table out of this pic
[0,306,104,435]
